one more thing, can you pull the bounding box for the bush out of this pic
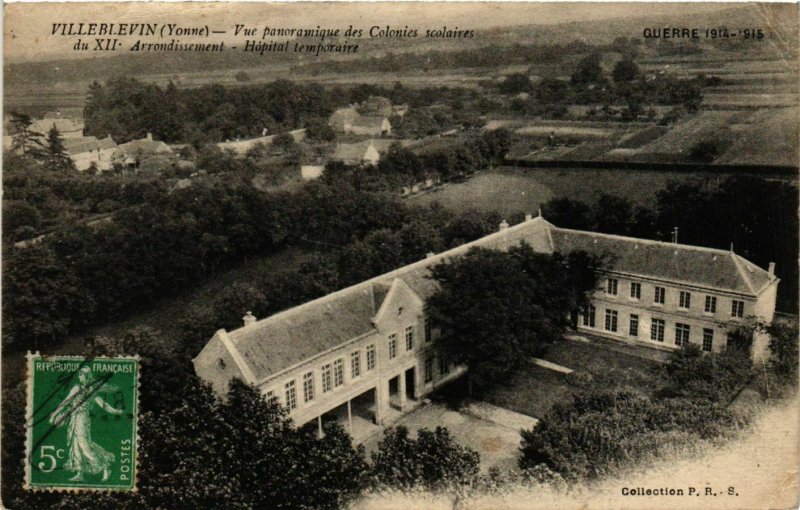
[371,426,480,490]
[662,343,752,402]
[519,390,744,480]
[689,140,723,162]
[565,370,594,388]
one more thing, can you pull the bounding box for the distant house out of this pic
[63,136,118,171]
[347,116,392,136]
[301,165,326,181]
[113,133,173,167]
[360,96,393,117]
[331,141,381,166]
[32,118,84,138]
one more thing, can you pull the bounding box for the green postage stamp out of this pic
[24,354,139,491]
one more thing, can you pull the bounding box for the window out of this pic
[303,372,314,403]
[284,380,297,411]
[651,318,665,342]
[675,323,690,346]
[703,328,714,352]
[424,357,434,383]
[424,319,432,343]
[333,358,344,388]
[731,300,744,318]
[679,291,691,310]
[366,344,376,371]
[604,309,618,332]
[351,351,361,379]
[606,278,618,296]
[388,334,397,359]
[439,356,450,375]
[265,390,278,406]
[405,326,414,351]
[321,363,332,393]
[582,305,596,328]
[630,282,641,300]
[629,314,639,337]
[654,286,665,305]
[705,295,717,314]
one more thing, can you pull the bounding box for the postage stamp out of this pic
[24,353,139,491]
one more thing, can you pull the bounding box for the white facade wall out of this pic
[578,274,769,355]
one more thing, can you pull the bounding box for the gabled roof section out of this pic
[228,285,380,381]
[372,278,424,325]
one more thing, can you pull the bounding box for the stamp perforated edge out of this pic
[23,352,141,493]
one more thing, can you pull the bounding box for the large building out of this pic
[194,216,779,439]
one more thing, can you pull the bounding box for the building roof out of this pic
[64,136,117,155]
[548,228,773,295]
[331,141,376,164]
[32,118,83,134]
[196,216,777,385]
[350,116,389,129]
[114,137,172,157]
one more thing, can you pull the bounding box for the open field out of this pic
[476,337,663,419]
[715,107,800,165]
[408,166,745,216]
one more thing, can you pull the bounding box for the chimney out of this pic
[672,227,679,244]
[146,132,153,141]
[242,311,256,327]
[525,213,533,221]
[499,219,510,231]
[768,262,776,278]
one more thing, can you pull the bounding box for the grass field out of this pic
[715,107,800,166]
[408,166,723,216]
[476,337,663,419]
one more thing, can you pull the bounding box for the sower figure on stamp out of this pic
[49,367,123,482]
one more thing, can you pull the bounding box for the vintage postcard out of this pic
[2,2,798,509]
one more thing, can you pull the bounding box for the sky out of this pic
[4,2,736,63]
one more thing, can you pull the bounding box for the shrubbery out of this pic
[371,426,480,490]
[519,389,746,480]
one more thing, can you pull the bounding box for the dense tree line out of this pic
[84,78,340,144]
[505,54,704,120]
[541,175,799,312]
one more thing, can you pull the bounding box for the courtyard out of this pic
[360,334,667,472]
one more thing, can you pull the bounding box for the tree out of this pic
[592,193,634,235]
[9,112,44,158]
[44,126,76,172]
[570,52,605,86]
[542,197,592,231]
[427,244,602,388]
[2,244,95,350]
[612,59,639,82]
[498,73,533,95]
[762,317,799,388]
[304,117,336,142]
[371,426,480,489]
[272,132,296,152]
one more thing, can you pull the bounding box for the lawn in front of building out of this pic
[475,336,666,419]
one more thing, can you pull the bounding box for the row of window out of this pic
[585,306,717,352]
[268,321,436,412]
[605,278,745,318]
[271,344,379,412]
[388,321,434,360]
